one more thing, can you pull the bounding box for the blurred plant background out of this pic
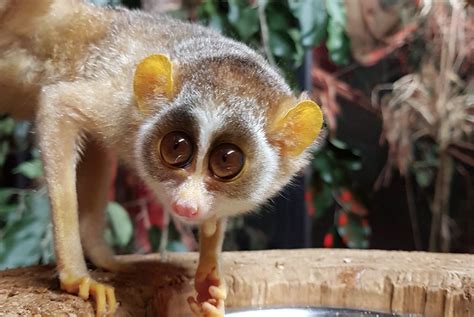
[1,0,473,270]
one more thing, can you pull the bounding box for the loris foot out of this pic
[187,266,227,317]
[61,275,117,316]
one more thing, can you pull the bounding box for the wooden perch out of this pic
[0,249,472,316]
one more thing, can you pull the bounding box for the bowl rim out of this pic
[226,305,418,316]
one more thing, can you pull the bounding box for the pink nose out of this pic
[171,202,199,218]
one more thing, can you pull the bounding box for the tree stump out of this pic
[0,249,472,316]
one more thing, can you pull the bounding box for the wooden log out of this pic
[0,249,472,316]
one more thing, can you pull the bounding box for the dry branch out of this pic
[0,249,472,316]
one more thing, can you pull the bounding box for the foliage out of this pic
[325,0,350,65]
[105,202,133,250]
[148,224,188,252]
[0,116,54,269]
[197,0,350,84]
[310,139,370,248]
[0,188,54,270]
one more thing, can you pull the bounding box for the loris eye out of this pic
[160,131,194,168]
[209,143,245,181]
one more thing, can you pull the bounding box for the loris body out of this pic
[0,1,324,316]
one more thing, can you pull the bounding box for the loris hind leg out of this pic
[78,138,125,273]
[37,83,117,316]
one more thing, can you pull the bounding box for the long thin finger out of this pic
[105,286,117,314]
[187,296,202,316]
[93,284,106,316]
[78,277,91,300]
[209,286,226,300]
[202,302,223,317]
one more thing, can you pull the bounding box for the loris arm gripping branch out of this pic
[0,1,324,316]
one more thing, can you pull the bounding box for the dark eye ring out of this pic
[209,143,245,181]
[159,131,194,168]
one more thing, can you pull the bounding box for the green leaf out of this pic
[12,121,32,152]
[288,0,328,47]
[198,1,231,35]
[227,0,240,24]
[209,16,226,32]
[414,168,434,188]
[25,190,50,223]
[344,160,363,171]
[326,0,350,65]
[313,185,334,218]
[167,241,188,252]
[104,227,114,247]
[0,204,18,217]
[265,3,294,32]
[313,155,333,184]
[330,138,349,150]
[106,202,133,247]
[336,209,370,249]
[269,31,294,58]
[227,1,259,41]
[0,188,15,205]
[0,117,15,135]
[13,159,43,179]
[0,191,50,269]
[0,141,9,166]
[326,0,345,25]
[148,226,162,252]
[332,168,345,184]
[198,0,219,19]
[40,227,55,265]
[0,217,43,269]
[287,28,305,66]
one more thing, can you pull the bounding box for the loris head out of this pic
[133,52,324,225]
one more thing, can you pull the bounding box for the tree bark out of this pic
[0,249,472,316]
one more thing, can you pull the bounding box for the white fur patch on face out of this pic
[191,102,224,175]
[134,112,162,185]
[247,124,279,202]
[212,195,258,218]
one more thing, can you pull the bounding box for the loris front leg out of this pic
[36,83,117,316]
[188,218,227,317]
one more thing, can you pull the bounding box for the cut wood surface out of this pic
[0,249,472,316]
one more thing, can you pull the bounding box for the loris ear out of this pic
[133,54,174,113]
[270,99,323,156]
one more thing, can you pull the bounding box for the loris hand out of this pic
[187,264,227,317]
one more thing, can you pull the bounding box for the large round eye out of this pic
[160,131,194,168]
[209,143,245,180]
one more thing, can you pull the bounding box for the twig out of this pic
[452,140,474,151]
[405,175,423,250]
[447,146,474,166]
[312,68,381,116]
[171,215,198,251]
[455,163,473,250]
[429,151,454,252]
[257,0,277,68]
[159,209,170,259]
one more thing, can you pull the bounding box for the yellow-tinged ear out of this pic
[272,100,323,156]
[133,54,174,112]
